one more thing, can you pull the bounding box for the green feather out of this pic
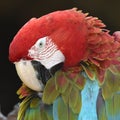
[69,87,81,113]
[53,97,78,120]
[97,105,107,120]
[98,94,120,120]
[55,71,69,93]
[105,94,120,120]
[109,64,120,75]
[42,76,60,104]
[18,95,53,120]
[17,63,102,120]
[97,90,107,120]
[43,68,85,114]
[24,98,41,120]
[81,64,96,81]
[98,68,120,120]
[62,82,73,104]
[102,69,120,100]
[17,96,33,120]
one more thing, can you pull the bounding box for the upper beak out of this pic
[15,60,44,91]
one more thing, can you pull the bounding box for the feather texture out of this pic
[53,97,78,120]
[9,8,120,120]
[79,73,99,120]
[17,62,120,120]
[17,94,53,120]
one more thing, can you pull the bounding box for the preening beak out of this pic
[15,60,44,91]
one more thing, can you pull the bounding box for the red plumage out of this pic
[9,8,120,69]
[9,8,87,67]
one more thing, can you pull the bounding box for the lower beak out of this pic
[15,60,44,91]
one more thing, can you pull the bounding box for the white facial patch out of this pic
[28,36,65,69]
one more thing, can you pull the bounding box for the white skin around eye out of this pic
[28,36,65,69]
[28,37,47,56]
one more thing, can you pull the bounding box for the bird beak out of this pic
[14,60,44,91]
[14,58,64,92]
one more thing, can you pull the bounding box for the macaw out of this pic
[9,8,120,120]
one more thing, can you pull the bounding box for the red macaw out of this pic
[9,8,120,120]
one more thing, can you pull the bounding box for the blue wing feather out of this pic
[78,75,100,120]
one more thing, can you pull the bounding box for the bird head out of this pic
[9,8,88,91]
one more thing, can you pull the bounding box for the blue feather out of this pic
[78,74,100,120]
[53,98,59,120]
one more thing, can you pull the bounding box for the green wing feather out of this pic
[17,62,120,120]
[17,96,33,120]
[102,68,120,100]
[17,95,53,120]
[53,97,78,120]
[97,67,120,120]
[24,97,41,120]
[43,68,85,116]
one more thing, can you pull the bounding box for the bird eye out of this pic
[39,42,43,48]
[35,37,47,49]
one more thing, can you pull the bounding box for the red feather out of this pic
[9,8,87,68]
[9,8,120,69]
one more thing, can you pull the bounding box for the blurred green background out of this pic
[0,0,120,115]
